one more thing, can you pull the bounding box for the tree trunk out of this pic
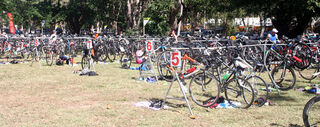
[241,17,246,32]
[126,0,133,29]
[190,10,195,35]
[224,16,228,36]
[169,2,179,32]
[177,0,184,36]
[137,0,144,34]
[68,15,83,34]
[259,13,265,37]
[132,0,140,30]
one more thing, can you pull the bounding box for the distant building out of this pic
[234,17,272,26]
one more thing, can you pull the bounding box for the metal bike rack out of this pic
[139,52,160,85]
[162,68,194,116]
[30,46,42,68]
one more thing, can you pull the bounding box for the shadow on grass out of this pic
[296,80,312,84]
[269,94,298,103]
[140,97,190,109]
[270,123,303,127]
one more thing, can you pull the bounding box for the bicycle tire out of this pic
[45,50,54,66]
[189,71,220,107]
[120,52,132,69]
[246,76,269,104]
[299,63,320,81]
[96,44,108,62]
[303,96,320,127]
[156,51,174,82]
[224,78,255,109]
[107,48,117,62]
[81,55,90,70]
[271,65,296,91]
[293,42,312,70]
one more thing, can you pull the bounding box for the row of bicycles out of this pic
[0,34,319,126]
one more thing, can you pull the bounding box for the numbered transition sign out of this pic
[145,40,154,52]
[87,40,93,49]
[171,51,181,67]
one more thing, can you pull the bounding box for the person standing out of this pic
[267,28,279,43]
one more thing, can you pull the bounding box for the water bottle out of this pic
[222,72,230,82]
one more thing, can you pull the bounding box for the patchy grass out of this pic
[0,60,319,127]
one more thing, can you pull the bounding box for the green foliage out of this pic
[144,0,172,35]
[0,0,318,36]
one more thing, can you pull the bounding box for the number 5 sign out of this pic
[171,51,181,67]
[145,41,154,52]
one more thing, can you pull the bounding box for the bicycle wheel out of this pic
[96,44,107,62]
[107,48,117,62]
[246,76,269,103]
[45,50,54,66]
[120,53,132,69]
[303,96,320,127]
[293,43,312,70]
[271,65,296,91]
[224,78,255,109]
[242,46,264,66]
[157,51,174,82]
[299,63,320,81]
[81,55,90,70]
[189,72,220,107]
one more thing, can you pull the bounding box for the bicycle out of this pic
[263,40,310,91]
[81,38,95,70]
[189,47,255,109]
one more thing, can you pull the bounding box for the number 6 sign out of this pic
[87,40,93,49]
[145,41,153,52]
[34,39,39,47]
[171,51,181,67]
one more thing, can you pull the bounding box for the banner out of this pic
[7,13,15,34]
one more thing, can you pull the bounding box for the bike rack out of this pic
[30,47,42,68]
[30,38,42,68]
[162,68,194,116]
[139,52,160,85]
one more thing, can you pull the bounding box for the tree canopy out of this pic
[0,0,319,37]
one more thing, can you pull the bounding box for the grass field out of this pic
[0,60,319,127]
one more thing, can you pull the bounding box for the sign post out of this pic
[41,20,45,35]
[143,17,150,36]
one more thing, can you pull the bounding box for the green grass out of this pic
[0,60,319,127]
